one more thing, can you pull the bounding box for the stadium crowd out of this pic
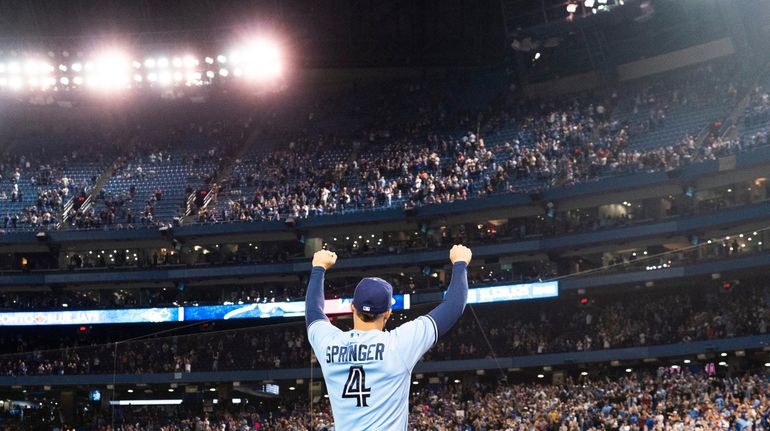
[407,370,770,430]
[7,369,770,430]
[0,281,768,376]
[0,59,754,232]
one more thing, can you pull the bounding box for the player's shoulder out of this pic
[307,319,343,343]
[391,315,438,339]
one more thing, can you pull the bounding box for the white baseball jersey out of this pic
[307,315,438,431]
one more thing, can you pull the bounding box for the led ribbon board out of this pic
[465,281,559,304]
[0,294,411,326]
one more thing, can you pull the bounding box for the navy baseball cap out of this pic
[352,277,393,315]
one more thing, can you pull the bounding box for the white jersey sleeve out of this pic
[390,315,438,371]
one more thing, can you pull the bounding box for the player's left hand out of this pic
[312,249,337,270]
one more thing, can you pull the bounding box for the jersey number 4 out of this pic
[342,365,371,407]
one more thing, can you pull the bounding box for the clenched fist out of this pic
[312,249,337,270]
[449,244,472,265]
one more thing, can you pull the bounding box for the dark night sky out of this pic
[0,0,508,68]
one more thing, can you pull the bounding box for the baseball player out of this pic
[305,244,472,430]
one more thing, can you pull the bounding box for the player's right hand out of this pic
[312,249,337,270]
[449,244,472,264]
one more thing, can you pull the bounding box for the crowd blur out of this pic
[0,281,768,376]
[7,370,770,430]
[408,370,770,430]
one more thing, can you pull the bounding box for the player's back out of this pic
[308,316,437,431]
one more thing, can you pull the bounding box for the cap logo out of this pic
[362,305,371,312]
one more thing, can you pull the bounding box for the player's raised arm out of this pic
[427,245,471,336]
[305,249,337,328]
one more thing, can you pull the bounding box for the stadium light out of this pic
[158,71,172,85]
[219,68,229,77]
[566,3,578,13]
[144,58,156,68]
[172,57,183,68]
[71,62,82,72]
[204,56,214,64]
[230,50,242,64]
[87,51,131,90]
[584,0,595,7]
[8,77,21,90]
[186,71,201,83]
[224,38,283,82]
[183,55,198,68]
[157,57,169,68]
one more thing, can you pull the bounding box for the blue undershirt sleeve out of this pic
[427,262,468,337]
[305,266,328,328]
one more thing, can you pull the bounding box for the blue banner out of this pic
[0,308,182,326]
[0,294,411,326]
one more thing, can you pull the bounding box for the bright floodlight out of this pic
[237,39,283,81]
[205,70,215,78]
[566,3,578,13]
[157,57,169,68]
[71,62,82,72]
[8,77,22,90]
[59,77,69,85]
[158,71,171,85]
[204,57,214,65]
[172,57,183,68]
[219,68,229,77]
[144,58,156,68]
[24,61,39,75]
[183,55,198,68]
[186,71,201,83]
[217,54,227,63]
[72,76,83,85]
[58,64,67,72]
[133,74,143,82]
[584,0,595,7]
[147,72,158,82]
[230,50,242,65]
[89,51,131,90]
[7,62,20,74]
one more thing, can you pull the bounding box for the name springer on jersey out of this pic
[326,343,385,363]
